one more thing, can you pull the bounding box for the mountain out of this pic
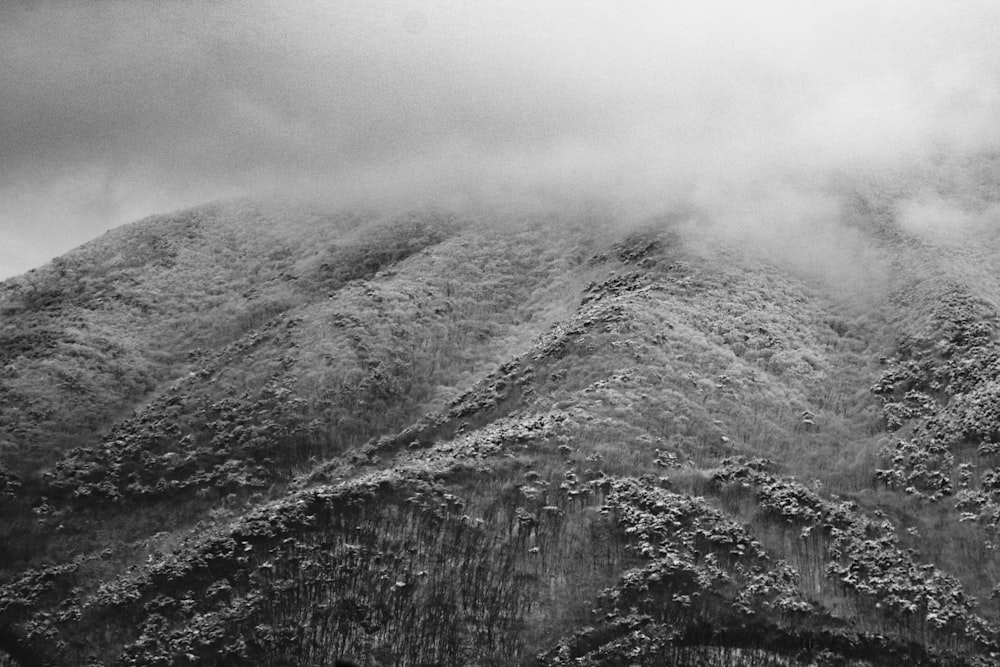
[2,155,1000,665]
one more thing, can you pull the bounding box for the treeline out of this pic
[12,428,980,665]
[713,458,996,656]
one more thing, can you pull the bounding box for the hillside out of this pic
[2,156,1000,665]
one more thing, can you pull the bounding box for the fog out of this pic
[898,197,1000,240]
[2,0,1000,278]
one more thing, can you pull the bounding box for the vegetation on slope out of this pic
[3,157,1000,665]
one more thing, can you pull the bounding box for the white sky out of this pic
[2,1,999,277]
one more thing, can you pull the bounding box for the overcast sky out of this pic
[2,1,999,278]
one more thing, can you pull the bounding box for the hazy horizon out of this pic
[3,1,1000,278]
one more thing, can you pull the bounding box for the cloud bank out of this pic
[2,0,1000,277]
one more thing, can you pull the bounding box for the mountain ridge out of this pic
[3,162,1000,664]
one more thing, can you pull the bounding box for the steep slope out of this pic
[0,200,395,477]
[3,156,1000,665]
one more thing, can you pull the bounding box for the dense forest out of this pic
[3,154,1000,665]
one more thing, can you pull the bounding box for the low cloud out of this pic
[2,1,1000,277]
[897,197,1000,241]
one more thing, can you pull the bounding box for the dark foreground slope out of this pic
[3,159,1000,665]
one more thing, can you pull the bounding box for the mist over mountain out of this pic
[1,152,1000,664]
[3,1,1000,277]
[5,2,1000,666]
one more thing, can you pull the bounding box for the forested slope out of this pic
[3,155,1000,665]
